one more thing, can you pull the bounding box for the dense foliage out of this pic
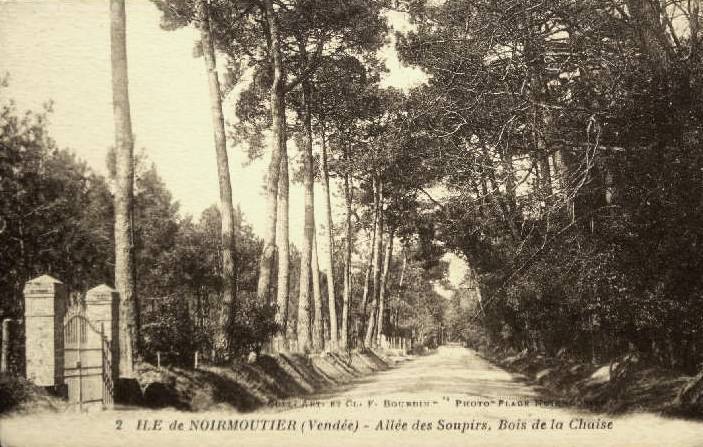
[0,95,113,316]
[0,90,278,364]
[399,0,703,372]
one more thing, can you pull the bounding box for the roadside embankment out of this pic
[128,349,411,412]
[474,344,702,419]
[0,374,66,415]
[1,348,419,415]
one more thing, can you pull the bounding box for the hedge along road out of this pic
[1,345,702,447]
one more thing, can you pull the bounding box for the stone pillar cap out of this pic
[86,284,117,294]
[25,274,63,285]
[23,274,63,293]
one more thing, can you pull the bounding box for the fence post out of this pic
[194,351,199,370]
[157,351,161,369]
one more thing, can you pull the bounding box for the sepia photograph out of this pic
[1,0,703,446]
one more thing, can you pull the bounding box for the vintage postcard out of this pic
[1,0,703,446]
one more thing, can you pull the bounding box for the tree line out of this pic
[0,80,447,371]
[1,0,449,377]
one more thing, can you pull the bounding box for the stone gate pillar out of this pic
[23,274,66,387]
[85,284,119,342]
[85,284,119,378]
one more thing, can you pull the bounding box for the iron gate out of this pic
[63,311,114,410]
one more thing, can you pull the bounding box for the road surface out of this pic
[2,345,702,447]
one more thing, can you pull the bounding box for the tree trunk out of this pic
[297,79,316,353]
[501,148,517,210]
[552,148,574,221]
[341,169,353,350]
[319,128,338,350]
[392,246,407,334]
[537,145,553,204]
[312,231,324,351]
[480,144,520,241]
[110,0,138,377]
[358,180,377,344]
[275,150,289,348]
[526,37,553,207]
[359,177,378,325]
[500,147,525,227]
[604,166,614,206]
[376,227,394,348]
[398,248,407,288]
[691,0,701,57]
[196,0,237,360]
[257,0,286,304]
[626,0,672,73]
[364,177,384,348]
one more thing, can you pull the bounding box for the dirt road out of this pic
[2,345,702,447]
